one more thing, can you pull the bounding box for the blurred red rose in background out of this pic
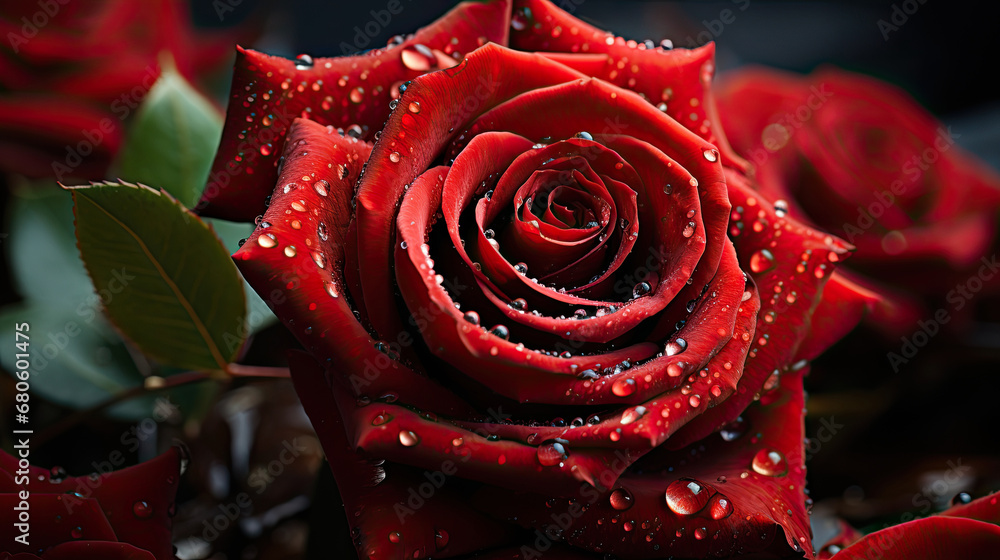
[716,67,1000,335]
[0,0,249,181]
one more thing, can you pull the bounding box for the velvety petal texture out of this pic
[198,0,513,220]
[222,1,868,558]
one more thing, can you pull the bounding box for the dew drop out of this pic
[257,233,277,248]
[682,222,696,238]
[408,101,421,114]
[284,245,297,257]
[693,527,707,540]
[773,199,789,217]
[620,406,647,425]
[688,394,701,407]
[611,378,636,397]
[536,440,568,466]
[490,324,509,340]
[952,492,973,506]
[389,151,401,163]
[388,531,401,543]
[401,44,434,71]
[133,500,153,519]
[259,143,272,156]
[463,311,480,325]
[317,222,329,241]
[514,262,528,274]
[664,478,712,515]
[751,448,788,477]
[398,430,420,446]
[349,87,365,104]
[703,149,718,162]
[295,54,314,69]
[664,338,687,356]
[609,488,634,511]
[313,179,329,196]
[749,249,776,274]
[372,413,392,426]
[434,528,449,550]
[708,494,734,519]
[632,281,651,298]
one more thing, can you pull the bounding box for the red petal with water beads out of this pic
[354,44,589,338]
[197,0,513,220]
[0,448,181,560]
[233,118,471,417]
[286,351,513,559]
[476,368,814,559]
[509,0,748,175]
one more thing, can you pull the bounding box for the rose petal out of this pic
[475,367,813,559]
[233,118,472,417]
[198,0,514,220]
[509,0,748,174]
[0,448,180,560]
[286,351,514,559]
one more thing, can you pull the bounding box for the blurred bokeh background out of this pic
[1,1,998,558]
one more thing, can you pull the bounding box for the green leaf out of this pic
[66,180,247,371]
[0,303,209,420]
[114,59,223,208]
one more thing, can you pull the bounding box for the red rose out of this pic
[0,0,244,180]
[716,67,1000,334]
[220,1,860,557]
[0,447,182,559]
[814,493,1000,559]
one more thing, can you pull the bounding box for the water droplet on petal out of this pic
[751,448,788,477]
[665,478,712,515]
[401,44,434,71]
[284,245,297,257]
[703,149,718,162]
[349,87,365,103]
[536,440,568,466]
[612,378,636,397]
[313,180,329,196]
[749,249,776,274]
[952,492,973,506]
[372,413,392,426]
[773,199,789,217]
[682,222,696,237]
[389,151,401,163]
[257,233,277,248]
[708,494,733,519]
[609,488,634,511]
[408,101,421,114]
[434,528,449,550]
[664,338,687,356]
[632,281,651,298]
[133,500,153,519]
[388,531,401,543]
[398,430,420,446]
[295,54,314,69]
[620,406,647,425]
[490,324,509,340]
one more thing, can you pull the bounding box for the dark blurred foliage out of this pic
[1,1,997,559]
